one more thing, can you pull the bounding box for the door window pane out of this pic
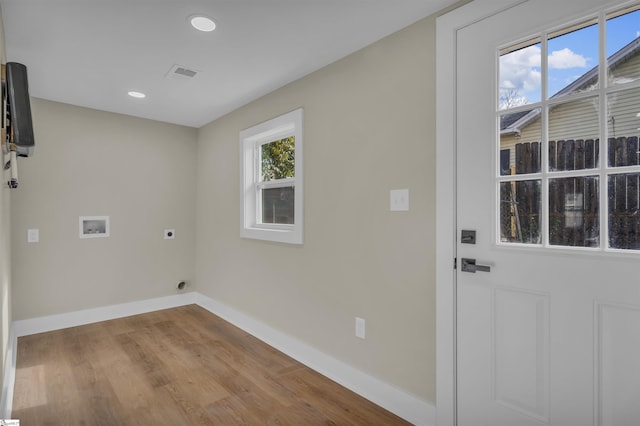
[549,176,599,247]
[548,21,598,99]
[498,8,640,251]
[607,7,640,86]
[548,97,600,171]
[607,87,640,167]
[499,39,541,109]
[500,180,541,244]
[499,140,542,176]
[609,173,640,249]
[500,109,542,174]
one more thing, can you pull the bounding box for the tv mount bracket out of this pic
[1,64,18,189]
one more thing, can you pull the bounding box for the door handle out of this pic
[460,258,491,273]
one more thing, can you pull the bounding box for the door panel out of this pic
[456,0,640,425]
[493,287,549,422]
[597,303,640,424]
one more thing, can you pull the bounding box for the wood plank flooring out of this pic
[11,304,411,425]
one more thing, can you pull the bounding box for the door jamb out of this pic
[435,1,528,425]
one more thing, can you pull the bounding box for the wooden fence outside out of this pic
[502,136,640,249]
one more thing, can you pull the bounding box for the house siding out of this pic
[610,49,640,85]
[608,85,640,140]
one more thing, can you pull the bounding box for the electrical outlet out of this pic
[390,189,409,211]
[164,229,175,239]
[355,317,366,339]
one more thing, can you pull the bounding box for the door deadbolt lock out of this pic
[461,258,491,273]
[461,230,476,244]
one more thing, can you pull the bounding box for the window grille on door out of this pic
[497,4,640,251]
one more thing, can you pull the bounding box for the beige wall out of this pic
[196,16,437,402]
[10,99,197,320]
[0,2,10,405]
[5,5,450,406]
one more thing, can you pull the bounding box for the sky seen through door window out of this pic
[499,9,640,109]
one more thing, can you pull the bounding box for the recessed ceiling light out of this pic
[128,91,146,99]
[190,15,216,32]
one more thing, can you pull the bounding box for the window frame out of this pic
[240,108,303,244]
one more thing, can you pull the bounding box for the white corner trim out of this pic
[3,291,434,425]
[1,324,17,419]
[12,292,198,337]
[194,292,435,426]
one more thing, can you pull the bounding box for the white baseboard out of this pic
[2,291,435,425]
[194,293,435,425]
[12,292,197,337]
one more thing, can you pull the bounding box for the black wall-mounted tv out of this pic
[6,62,35,157]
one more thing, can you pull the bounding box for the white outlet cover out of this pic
[390,189,409,211]
[164,229,175,239]
[27,228,39,243]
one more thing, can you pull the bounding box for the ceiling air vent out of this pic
[167,64,199,80]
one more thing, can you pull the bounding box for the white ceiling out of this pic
[0,0,458,128]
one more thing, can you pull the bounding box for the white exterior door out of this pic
[455,0,640,425]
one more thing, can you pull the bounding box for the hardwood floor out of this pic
[11,304,410,425]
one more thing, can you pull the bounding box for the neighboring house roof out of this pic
[500,110,530,132]
[500,35,640,136]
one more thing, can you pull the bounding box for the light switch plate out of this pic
[390,189,409,211]
[27,228,39,243]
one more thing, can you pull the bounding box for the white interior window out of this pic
[240,108,303,244]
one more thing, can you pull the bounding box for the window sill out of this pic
[241,225,303,245]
